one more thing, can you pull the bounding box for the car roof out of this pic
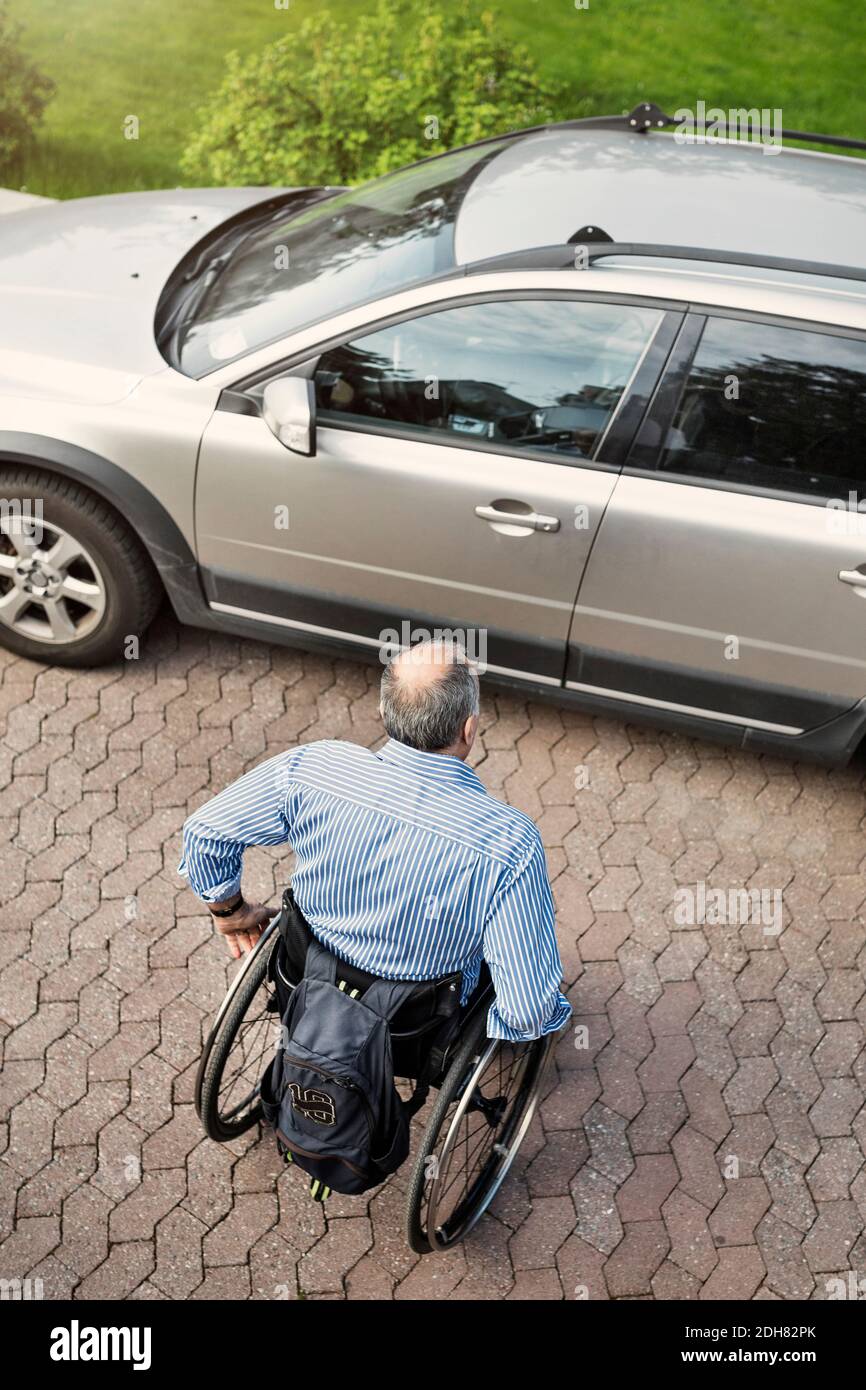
[454,128,866,273]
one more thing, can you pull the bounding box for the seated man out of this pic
[178,639,571,1041]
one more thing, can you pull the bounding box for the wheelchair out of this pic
[195,908,557,1253]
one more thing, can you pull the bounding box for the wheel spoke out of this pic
[219,1021,272,1096]
[220,1019,271,1084]
[0,552,18,576]
[44,598,78,642]
[43,531,87,573]
[0,587,32,624]
[435,1108,502,1216]
[436,1115,501,1205]
[439,1106,500,1184]
[216,994,278,1122]
[59,575,103,610]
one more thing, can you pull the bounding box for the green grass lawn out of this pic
[7,0,866,199]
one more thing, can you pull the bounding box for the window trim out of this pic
[624,308,866,508]
[220,289,684,474]
[686,303,866,344]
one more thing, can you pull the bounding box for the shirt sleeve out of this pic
[177,746,304,902]
[482,833,573,1042]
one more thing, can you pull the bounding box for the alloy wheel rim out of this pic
[0,516,107,644]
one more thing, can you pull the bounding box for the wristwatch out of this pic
[209,895,245,919]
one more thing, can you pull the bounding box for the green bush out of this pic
[181,0,573,187]
[0,2,54,175]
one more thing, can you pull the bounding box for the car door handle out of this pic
[474,505,560,533]
[838,568,866,589]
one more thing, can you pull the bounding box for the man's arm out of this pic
[482,833,572,1041]
[178,747,303,957]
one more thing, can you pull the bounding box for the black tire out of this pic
[0,466,162,666]
[197,932,280,1143]
[405,1016,554,1253]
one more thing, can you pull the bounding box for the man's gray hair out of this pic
[380,639,480,752]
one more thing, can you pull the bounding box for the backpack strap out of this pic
[301,937,339,986]
[303,935,420,1021]
[295,935,462,1121]
[357,974,424,1023]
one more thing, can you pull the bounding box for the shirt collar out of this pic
[378,738,485,789]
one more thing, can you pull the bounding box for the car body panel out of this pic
[0,188,53,216]
[0,368,218,555]
[197,413,621,682]
[456,129,866,269]
[0,187,286,392]
[569,475,866,730]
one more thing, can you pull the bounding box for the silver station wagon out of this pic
[2,104,866,762]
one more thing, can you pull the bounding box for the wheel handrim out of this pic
[202,934,280,1128]
[0,514,107,644]
[425,1036,552,1248]
[214,970,280,1129]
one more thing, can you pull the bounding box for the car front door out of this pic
[568,312,866,734]
[195,293,672,680]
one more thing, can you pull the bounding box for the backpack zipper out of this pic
[276,1132,369,1180]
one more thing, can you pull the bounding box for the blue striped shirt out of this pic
[178,738,571,1041]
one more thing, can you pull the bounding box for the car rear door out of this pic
[195,293,678,681]
[568,311,866,734]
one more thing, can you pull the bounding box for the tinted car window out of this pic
[659,316,866,498]
[314,299,660,460]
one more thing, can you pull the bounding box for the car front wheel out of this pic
[0,467,162,667]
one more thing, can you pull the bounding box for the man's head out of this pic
[380,638,480,758]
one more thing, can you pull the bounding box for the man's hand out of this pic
[212,901,274,959]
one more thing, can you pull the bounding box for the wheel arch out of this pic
[0,431,208,625]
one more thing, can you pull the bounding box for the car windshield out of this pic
[176,140,514,377]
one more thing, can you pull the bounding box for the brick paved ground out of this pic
[1,611,865,1301]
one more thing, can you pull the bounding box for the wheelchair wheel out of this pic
[196,924,281,1142]
[405,1012,555,1253]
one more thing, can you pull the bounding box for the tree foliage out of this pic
[181,0,574,187]
[0,3,54,173]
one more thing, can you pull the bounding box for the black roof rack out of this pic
[373,100,866,193]
[613,103,866,154]
[447,101,866,160]
[465,241,866,286]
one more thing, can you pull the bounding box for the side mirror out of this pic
[262,377,316,455]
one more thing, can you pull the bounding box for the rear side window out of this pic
[658,316,866,499]
[314,298,661,462]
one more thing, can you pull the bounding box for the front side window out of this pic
[313,299,661,461]
[658,316,866,498]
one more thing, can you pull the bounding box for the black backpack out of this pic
[260,937,425,1196]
